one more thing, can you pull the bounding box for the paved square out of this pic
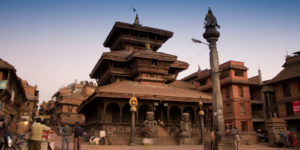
[54,136,294,150]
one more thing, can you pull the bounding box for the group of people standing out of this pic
[210,127,241,150]
[60,122,85,150]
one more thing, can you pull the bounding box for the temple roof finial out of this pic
[134,14,141,26]
[197,65,201,72]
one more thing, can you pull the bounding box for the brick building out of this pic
[0,58,27,132]
[182,61,257,132]
[21,80,39,122]
[51,81,95,125]
[265,51,300,137]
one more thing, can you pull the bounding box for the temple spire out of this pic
[197,64,202,72]
[133,14,141,26]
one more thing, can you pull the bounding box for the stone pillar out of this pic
[102,102,107,123]
[130,110,136,145]
[202,8,230,150]
[203,28,225,134]
[120,106,123,123]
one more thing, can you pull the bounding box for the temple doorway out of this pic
[154,103,168,123]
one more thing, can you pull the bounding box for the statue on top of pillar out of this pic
[179,113,192,138]
[204,7,220,29]
[142,111,158,138]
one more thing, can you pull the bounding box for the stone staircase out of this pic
[109,126,201,145]
[155,126,178,145]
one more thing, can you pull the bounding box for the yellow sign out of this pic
[41,115,51,119]
[129,96,138,107]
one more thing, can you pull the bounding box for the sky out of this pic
[1,0,300,103]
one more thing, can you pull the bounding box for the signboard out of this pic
[41,115,51,119]
[0,80,7,89]
[292,101,300,113]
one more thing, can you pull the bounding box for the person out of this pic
[29,118,50,150]
[99,127,106,145]
[106,127,112,145]
[257,129,264,143]
[0,115,11,149]
[73,122,84,150]
[210,129,215,150]
[232,127,241,150]
[62,124,73,150]
[57,124,62,135]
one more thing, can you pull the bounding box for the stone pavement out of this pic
[54,136,296,150]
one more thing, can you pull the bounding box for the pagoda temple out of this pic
[78,16,212,145]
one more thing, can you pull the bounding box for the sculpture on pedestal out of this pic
[142,111,158,138]
[179,113,192,138]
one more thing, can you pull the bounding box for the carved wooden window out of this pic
[226,104,232,115]
[68,105,73,112]
[282,83,291,97]
[234,69,244,77]
[240,103,245,115]
[152,60,157,66]
[199,80,206,86]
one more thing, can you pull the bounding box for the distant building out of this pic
[265,51,300,135]
[0,58,27,132]
[182,61,262,142]
[21,80,39,122]
[51,81,95,125]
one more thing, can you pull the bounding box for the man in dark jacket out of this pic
[62,124,73,150]
[0,115,10,149]
[73,122,84,150]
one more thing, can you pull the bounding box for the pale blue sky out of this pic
[1,0,300,103]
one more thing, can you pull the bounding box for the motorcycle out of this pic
[0,135,13,150]
[257,133,265,143]
[1,134,27,150]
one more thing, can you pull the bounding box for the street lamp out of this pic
[198,101,205,144]
[192,38,209,45]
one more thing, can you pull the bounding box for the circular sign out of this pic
[129,96,138,107]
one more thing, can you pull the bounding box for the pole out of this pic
[203,8,225,150]
[130,111,136,145]
[200,115,204,144]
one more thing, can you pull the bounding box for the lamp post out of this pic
[198,101,205,144]
[129,96,138,146]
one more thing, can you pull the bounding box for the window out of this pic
[285,102,294,116]
[220,71,229,79]
[238,86,244,98]
[240,103,245,115]
[225,86,230,98]
[152,60,157,66]
[283,83,291,97]
[234,70,244,77]
[226,104,232,115]
[241,121,248,131]
[199,80,207,86]
[68,105,73,112]
[34,91,39,96]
